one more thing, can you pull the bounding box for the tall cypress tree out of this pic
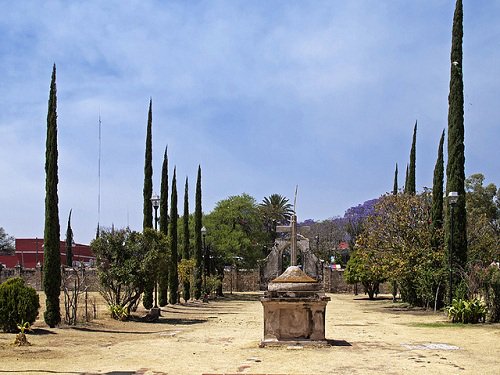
[142,98,154,309]
[182,177,191,301]
[405,121,417,195]
[391,163,399,301]
[446,0,467,282]
[65,209,73,267]
[404,164,409,193]
[143,98,153,230]
[160,146,169,235]
[431,130,445,249]
[43,64,61,328]
[194,165,203,299]
[392,163,398,195]
[158,146,169,306]
[168,167,179,304]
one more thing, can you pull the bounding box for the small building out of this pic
[0,238,95,269]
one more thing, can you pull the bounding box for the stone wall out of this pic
[222,266,357,294]
[2,265,390,296]
[222,267,260,292]
[221,266,391,295]
[0,266,100,292]
[323,268,354,293]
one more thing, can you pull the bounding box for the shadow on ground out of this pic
[32,328,58,335]
[327,339,352,347]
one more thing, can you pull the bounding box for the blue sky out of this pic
[1,1,498,244]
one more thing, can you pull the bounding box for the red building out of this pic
[0,238,95,269]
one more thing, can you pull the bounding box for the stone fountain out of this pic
[260,213,330,347]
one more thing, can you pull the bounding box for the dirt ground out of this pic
[0,292,498,375]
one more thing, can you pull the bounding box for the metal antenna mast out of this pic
[97,112,102,237]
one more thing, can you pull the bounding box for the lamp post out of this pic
[201,226,207,293]
[151,193,160,308]
[448,191,459,306]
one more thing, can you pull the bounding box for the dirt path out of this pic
[0,293,498,374]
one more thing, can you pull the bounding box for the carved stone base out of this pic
[260,296,330,346]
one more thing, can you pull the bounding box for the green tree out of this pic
[43,64,61,328]
[160,146,169,235]
[259,194,293,245]
[344,246,386,300]
[446,0,467,293]
[393,163,398,195]
[0,278,40,332]
[348,194,444,307]
[405,121,417,195]
[91,228,169,317]
[194,165,203,299]
[431,130,445,250]
[205,193,265,269]
[181,177,191,301]
[142,98,154,309]
[158,146,169,306]
[465,173,499,265]
[143,98,153,230]
[404,164,409,192]
[168,168,179,304]
[65,210,73,267]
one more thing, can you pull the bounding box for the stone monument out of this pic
[260,211,330,347]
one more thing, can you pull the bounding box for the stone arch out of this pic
[259,236,323,290]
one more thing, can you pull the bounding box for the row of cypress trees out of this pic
[141,98,204,308]
[42,68,207,327]
[394,0,466,303]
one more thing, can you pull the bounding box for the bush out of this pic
[446,298,486,324]
[482,266,500,322]
[0,278,40,332]
[109,304,128,321]
[204,275,222,295]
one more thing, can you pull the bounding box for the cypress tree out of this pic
[182,177,191,301]
[160,146,169,235]
[168,167,179,304]
[392,163,398,195]
[194,165,203,299]
[446,0,467,283]
[391,162,399,301]
[158,146,169,306]
[65,209,73,267]
[142,98,154,309]
[404,164,409,193]
[431,130,445,249]
[405,121,417,195]
[43,64,61,328]
[143,98,153,230]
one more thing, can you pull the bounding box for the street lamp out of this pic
[201,226,207,293]
[150,193,160,308]
[448,191,459,306]
[151,194,160,231]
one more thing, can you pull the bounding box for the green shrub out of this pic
[109,304,128,321]
[482,266,500,322]
[0,278,40,332]
[204,275,222,295]
[446,298,486,324]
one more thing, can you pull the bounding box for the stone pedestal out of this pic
[261,296,329,346]
[260,266,330,347]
